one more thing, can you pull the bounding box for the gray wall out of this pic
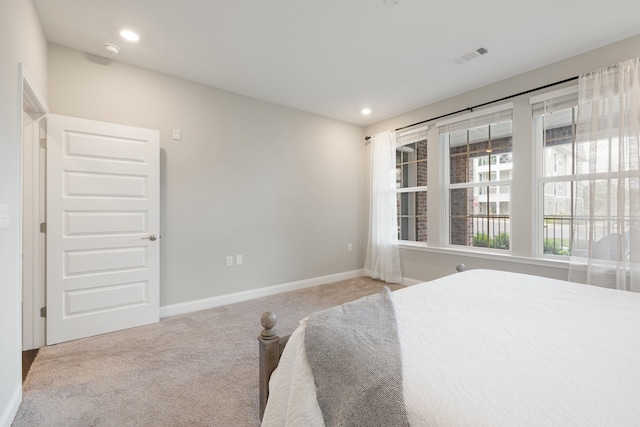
[47,43,367,306]
[365,34,640,284]
[0,0,47,424]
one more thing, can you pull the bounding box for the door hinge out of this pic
[40,307,46,318]
[40,138,47,149]
[40,222,46,233]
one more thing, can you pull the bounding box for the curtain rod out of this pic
[364,75,579,141]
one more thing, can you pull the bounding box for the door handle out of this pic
[142,234,158,241]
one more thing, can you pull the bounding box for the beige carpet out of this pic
[13,277,402,427]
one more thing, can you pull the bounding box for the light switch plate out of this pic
[0,205,9,229]
[172,128,181,141]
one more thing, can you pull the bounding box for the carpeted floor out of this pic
[13,277,402,427]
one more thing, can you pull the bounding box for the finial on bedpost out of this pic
[259,311,281,420]
[261,311,278,339]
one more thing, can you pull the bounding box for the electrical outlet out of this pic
[225,256,233,267]
[347,243,353,252]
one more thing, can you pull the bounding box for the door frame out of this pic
[20,63,48,350]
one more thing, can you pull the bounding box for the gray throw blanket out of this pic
[304,288,410,427]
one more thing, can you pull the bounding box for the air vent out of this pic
[451,46,489,66]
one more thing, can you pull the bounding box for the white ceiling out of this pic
[34,0,640,127]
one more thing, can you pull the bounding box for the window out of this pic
[438,104,513,250]
[534,83,638,261]
[395,126,428,242]
[532,87,579,257]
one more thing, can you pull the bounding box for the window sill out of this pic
[397,241,570,270]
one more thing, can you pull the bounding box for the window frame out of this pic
[531,85,579,259]
[395,126,429,244]
[439,103,514,252]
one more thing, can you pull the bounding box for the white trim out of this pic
[529,84,578,105]
[21,110,37,350]
[448,179,511,189]
[436,102,514,128]
[160,269,366,318]
[533,114,544,257]
[396,125,429,147]
[0,383,21,427]
[397,124,429,137]
[396,186,427,193]
[555,170,640,181]
[19,64,48,351]
[441,132,451,248]
[20,64,49,118]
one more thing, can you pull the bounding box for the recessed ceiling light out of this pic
[120,29,140,42]
[361,108,372,115]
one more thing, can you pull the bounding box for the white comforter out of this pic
[262,269,640,426]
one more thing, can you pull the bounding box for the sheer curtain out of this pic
[568,58,640,291]
[364,131,403,284]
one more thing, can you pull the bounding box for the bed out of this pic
[258,269,640,426]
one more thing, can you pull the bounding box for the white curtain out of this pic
[568,58,640,291]
[364,131,403,284]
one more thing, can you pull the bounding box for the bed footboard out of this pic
[258,311,290,420]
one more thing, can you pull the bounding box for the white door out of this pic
[46,114,160,345]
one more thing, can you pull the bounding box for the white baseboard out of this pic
[160,269,365,318]
[0,383,21,427]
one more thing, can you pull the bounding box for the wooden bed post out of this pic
[258,311,280,420]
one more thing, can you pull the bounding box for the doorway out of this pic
[19,64,161,351]
[20,64,48,352]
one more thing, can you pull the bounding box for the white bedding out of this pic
[262,269,640,426]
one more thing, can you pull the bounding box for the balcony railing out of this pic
[450,214,510,249]
[542,215,571,255]
[470,214,510,249]
[543,215,630,257]
[453,214,628,256]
